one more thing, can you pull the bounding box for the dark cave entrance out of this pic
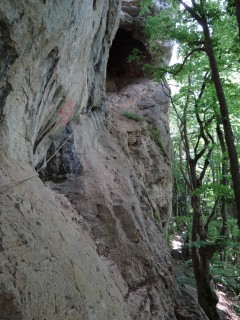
[106,28,151,90]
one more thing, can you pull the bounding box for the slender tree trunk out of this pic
[173,176,178,216]
[235,0,240,37]
[184,183,188,216]
[197,252,219,320]
[191,195,219,320]
[202,23,240,229]
[216,124,228,236]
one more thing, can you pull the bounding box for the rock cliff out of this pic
[0,1,207,319]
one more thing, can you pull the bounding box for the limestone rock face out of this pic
[0,155,131,320]
[0,0,208,319]
[120,0,168,30]
[0,0,121,164]
[49,111,175,320]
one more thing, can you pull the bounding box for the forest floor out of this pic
[170,235,240,320]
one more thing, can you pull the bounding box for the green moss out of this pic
[148,128,168,158]
[149,128,161,142]
[122,112,143,122]
[153,211,160,223]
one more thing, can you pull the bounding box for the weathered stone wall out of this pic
[0,0,120,164]
[0,154,133,320]
[0,1,208,319]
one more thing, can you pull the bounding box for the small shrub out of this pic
[148,128,168,158]
[176,274,195,286]
[149,128,161,143]
[122,112,143,122]
[153,211,160,223]
[127,48,143,64]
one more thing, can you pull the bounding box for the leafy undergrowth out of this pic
[170,234,240,320]
[122,112,143,122]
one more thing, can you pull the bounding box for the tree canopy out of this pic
[141,0,240,318]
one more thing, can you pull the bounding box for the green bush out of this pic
[176,274,195,286]
[153,211,160,223]
[148,128,168,157]
[122,112,143,122]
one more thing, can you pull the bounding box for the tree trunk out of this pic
[184,183,188,216]
[196,250,219,320]
[235,0,240,37]
[216,124,228,236]
[191,194,220,319]
[202,23,240,229]
[191,240,219,319]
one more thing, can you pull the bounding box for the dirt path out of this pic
[170,235,240,320]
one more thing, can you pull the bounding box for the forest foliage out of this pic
[140,0,240,318]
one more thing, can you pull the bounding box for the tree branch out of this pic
[204,198,219,232]
[178,0,205,25]
[179,141,192,189]
[198,146,213,184]
[173,47,206,75]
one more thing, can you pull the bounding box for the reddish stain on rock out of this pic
[60,101,75,125]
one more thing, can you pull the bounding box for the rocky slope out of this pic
[0,1,207,319]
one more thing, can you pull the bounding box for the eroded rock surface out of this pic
[0,0,121,164]
[47,110,175,319]
[0,0,207,319]
[0,154,132,320]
